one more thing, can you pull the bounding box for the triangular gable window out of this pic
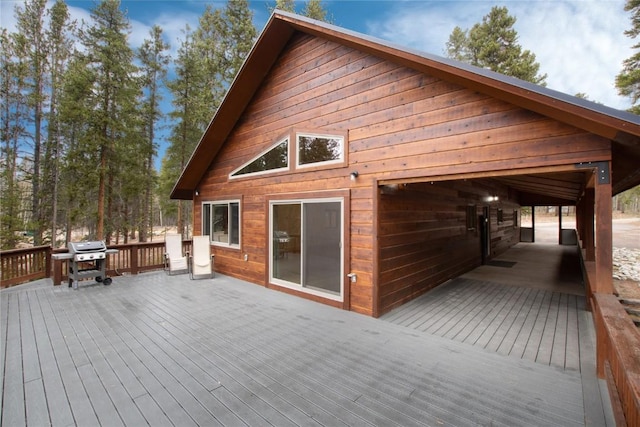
[230,137,289,178]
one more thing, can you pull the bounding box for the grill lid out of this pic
[68,240,107,254]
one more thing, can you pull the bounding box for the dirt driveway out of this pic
[612,218,640,249]
[532,217,639,249]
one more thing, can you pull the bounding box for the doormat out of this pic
[487,260,517,268]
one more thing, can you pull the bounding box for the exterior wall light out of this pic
[350,171,359,181]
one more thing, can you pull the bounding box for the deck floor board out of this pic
[2,246,613,427]
[3,293,26,427]
[30,291,74,427]
[383,277,586,371]
[0,293,7,422]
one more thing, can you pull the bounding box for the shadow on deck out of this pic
[1,243,614,426]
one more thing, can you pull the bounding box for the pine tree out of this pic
[43,0,74,246]
[271,0,332,22]
[194,0,257,111]
[75,0,140,241]
[616,0,640,114]
[165,28,204,237]
[273,0,295,13]
[0,30,29,249]
[445,27,468,62]
[445,6,547,85]
[193,6,227,121]
[137,25,169,242]
[14,0,48,245]
[163,2,257,237]
[302,0,331,22]
[221,0,257,83]
[58,54,96,243]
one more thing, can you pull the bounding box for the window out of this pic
[203,200,240,247]
[466,205,477,231]
[497,208,504,224]
[296,133,344,168]
[230,137,288,178]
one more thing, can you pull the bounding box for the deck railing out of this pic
[0,241,192,288]
[0,246,52,287]
[593,292,640,426]
[579,242,640,426]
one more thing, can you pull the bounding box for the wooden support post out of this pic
[531,206,535,242]
[585,188,595,261]
[576,199,583,245]
[558,205,563,245]
[595,165,613,294]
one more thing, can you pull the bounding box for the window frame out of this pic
[295,132,346,170]
[269,196,345,302]
[466,204,477,231]
[202,199,241,249]
[229,136,289,180]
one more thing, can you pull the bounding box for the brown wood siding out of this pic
[194,33,611,316]
[377,180,519,316]
[349,187,375,314]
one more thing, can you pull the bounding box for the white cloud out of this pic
[365,0,634,111]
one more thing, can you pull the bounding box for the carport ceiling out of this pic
[495,171,589,206]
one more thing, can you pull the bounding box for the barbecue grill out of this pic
[53,241,117,289]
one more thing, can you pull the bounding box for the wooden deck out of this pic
[382,277,586,370]
[1,245,614,426]
[381,243,588,371]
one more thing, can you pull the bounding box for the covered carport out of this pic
[381,241,586,370]
[376,155,636,423]
[374,163,613,315]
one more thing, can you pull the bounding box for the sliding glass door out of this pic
[270,198,343,300]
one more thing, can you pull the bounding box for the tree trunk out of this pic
[177,200,184,239]
[97,143,107,240]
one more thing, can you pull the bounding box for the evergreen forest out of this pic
[1,0,639,251]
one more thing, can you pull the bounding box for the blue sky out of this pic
[1,0,634,167]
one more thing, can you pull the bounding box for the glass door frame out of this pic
[268,195,346,303]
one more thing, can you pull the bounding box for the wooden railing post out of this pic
[45,246,52,278]
[131,245,139,275]
[53,258,63,286]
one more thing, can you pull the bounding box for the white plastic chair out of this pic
[164,233,188,275]
[190,235,214,279]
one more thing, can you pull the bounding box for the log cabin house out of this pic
[172,10,640,318]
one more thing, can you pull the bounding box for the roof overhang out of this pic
[171,10,640,200]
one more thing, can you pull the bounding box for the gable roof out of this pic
[171,10,640,200]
